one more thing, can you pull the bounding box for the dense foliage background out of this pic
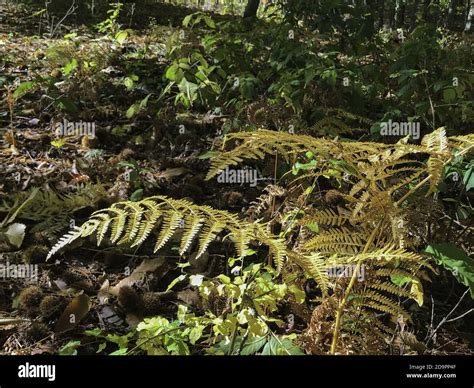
[0,0,472,356]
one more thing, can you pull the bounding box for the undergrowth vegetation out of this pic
[0,0,473,356]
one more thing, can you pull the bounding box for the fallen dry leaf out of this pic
[54,293,91,334]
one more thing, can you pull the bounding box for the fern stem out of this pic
[394,175,431,206]
[330,220,382,355]
[395,143,473,207]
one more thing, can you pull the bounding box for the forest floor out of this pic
[0,1,473,356]
[0,2,270,355]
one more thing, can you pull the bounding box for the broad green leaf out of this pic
[51,138,66,148]
[424,243,474,298]
[240,336,267,355]
[110,348,128,355]
[261,336,304,355]
[4,222,26,248]
[463,167,473,191]
[126,104,138,118]
[59,340,81,356]
[124,77,135,89]
[115,30,128,44]
[130,189,143,202]
[166,274,187,291]
[63,58,78,76]
[442,88,456,103]
[96,343,107,353]
[189,325,204,344]
[203,16,216,29]
[182,14,193,27]
[13,81,36,99]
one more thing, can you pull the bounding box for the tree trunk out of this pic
[465,0,474,31]
[422,0,432,22]
[447,0,459,28]
[387,2,396,28]
[410,0,420,30]
[377,0,385,28]
[243,0,260,18]
[365,0,377,33]
[395,0,406,27]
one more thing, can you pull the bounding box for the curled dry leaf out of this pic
[54,293,91,334]
[109,257,165,296]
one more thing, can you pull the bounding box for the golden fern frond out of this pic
[448,134,474,149]
[354,290,410,321]
[154,210,184,252]
[348,245,424,264]
[47,195,288,272]
[299,208,351,227]
[108,207,129,243]
[0,184,108,235]
[388,170,425,195]
[303,227,369,254]
[117,202,144,244]
[419,128,451,194]
[422,127,449,154]
[130,199,162,248]
[46,226,83,258]
[254,223,287,271]
[374,268,422,281]
[426,157,446,195]
[351,190,371,220]
[206,129,391,180]
[368,280,412,299]
[179,214,204,255]
[288,252,329,297]
[349,179,368,197]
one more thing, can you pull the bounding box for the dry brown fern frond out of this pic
[246,184,286,221]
